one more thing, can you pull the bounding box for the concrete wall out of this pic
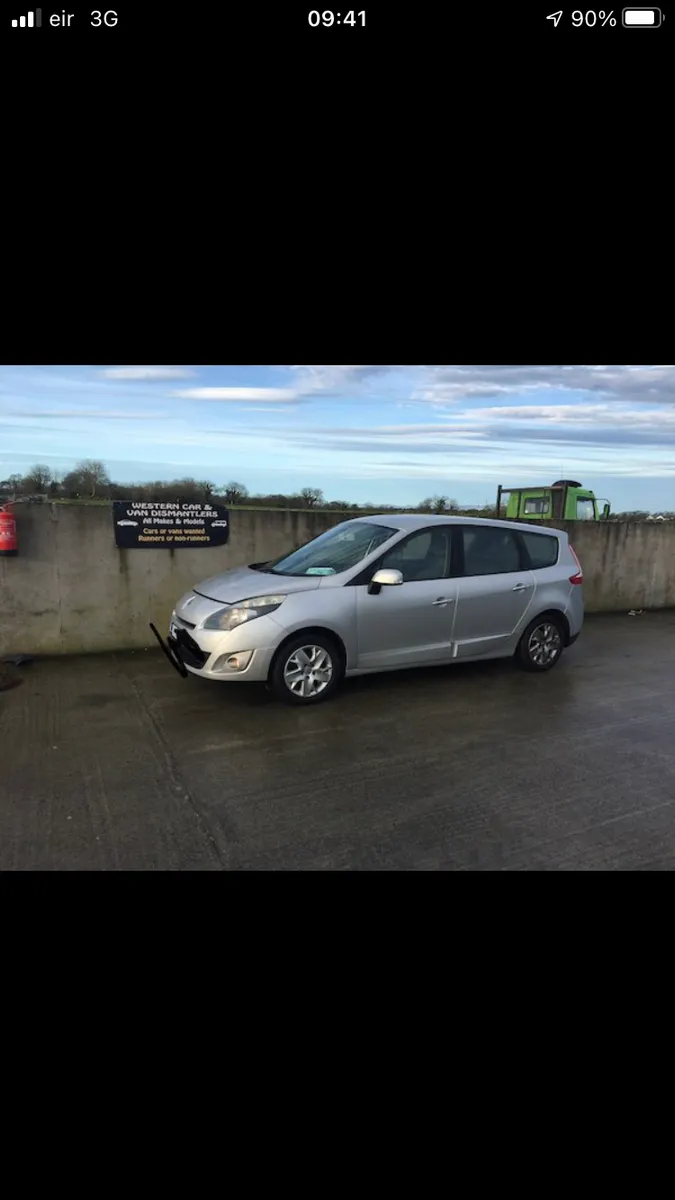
[1,504,675,656]
[0,504,343,656]
[544,518,675,613]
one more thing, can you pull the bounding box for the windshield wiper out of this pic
[249,562,282,574]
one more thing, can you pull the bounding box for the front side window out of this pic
[523,496,550,515]
[521,531,559,569]
[266,522,396,577]
[461,527,521,576]
[380,526,452,581]
[576,498,596,520]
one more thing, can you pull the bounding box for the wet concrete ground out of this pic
[2,612,675,870]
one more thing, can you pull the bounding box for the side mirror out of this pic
[368,568,403,595]
[602,503,610,519]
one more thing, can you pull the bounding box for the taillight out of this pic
[569,544,583,585]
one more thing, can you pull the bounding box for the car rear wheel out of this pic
[516,615,565,673]
[270,633,344,705]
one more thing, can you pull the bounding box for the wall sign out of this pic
[112,501,230,548]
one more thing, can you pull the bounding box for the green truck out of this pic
[496,480,611,522]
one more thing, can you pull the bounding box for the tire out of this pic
[515,615,565,673]
[270,633,344,706]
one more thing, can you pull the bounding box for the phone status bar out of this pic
[4,4,670,43]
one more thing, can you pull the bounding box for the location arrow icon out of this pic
[547,10,563,25]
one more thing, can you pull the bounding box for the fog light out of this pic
[212,650,253,673]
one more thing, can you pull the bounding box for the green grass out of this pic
[50,499,351,511]
[50,499,391,514]
[51,498,110,505]
[49,500,483,517]
[229,505,370,514]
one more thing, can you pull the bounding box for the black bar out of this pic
[148,623,188,679]
[36,8,41,27]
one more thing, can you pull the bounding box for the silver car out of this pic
[163,515,584,705]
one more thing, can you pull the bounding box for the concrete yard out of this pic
[2,612,675,870]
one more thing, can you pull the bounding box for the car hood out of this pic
[193,564,322,604]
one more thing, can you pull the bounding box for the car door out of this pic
[450,525,536,659]
[354,526,457,670]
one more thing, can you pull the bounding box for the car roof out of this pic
[355,513,565,537]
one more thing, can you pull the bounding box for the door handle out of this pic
[512,583,532,592]
[432,597,454,606]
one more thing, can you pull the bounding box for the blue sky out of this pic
[1,364,675,510]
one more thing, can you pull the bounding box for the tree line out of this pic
[0,460,493,515]
[1,460,671,520]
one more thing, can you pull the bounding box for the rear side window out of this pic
[521,531,559,569]
[461,527,521,576]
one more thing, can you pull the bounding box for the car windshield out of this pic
[261,521,397,576]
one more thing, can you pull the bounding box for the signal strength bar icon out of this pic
[11,8,42,25]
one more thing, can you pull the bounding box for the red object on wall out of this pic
[0,506,18,556]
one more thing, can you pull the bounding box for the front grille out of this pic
[174,614,196,630]
[171,627,208,669]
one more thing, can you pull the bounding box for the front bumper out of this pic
[158,612,278,683]
[183,646,276,683]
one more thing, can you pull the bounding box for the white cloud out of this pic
[287,366,392,394]
[124,428,273,450]
[317,454,675,483]
[231,405,298,413]
[9,409,167,420]
[410,365,675,407]
[359,423,484,435]
[173,388,299,402]
[99,366,195,380]
[459,404,675,428]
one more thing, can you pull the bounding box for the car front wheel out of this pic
[516,615,565,672]
[270,633,344,705]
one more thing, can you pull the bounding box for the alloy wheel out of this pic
[283,644,334,698]
[528,622,562,667]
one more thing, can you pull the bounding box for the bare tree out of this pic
[419,494,449,513]
[301,487,324,508]
[65,459,111,498]
[171,477,201,501]
[220,482,249,504]
[22,463,53,492]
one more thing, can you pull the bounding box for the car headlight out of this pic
[201,595,287,632]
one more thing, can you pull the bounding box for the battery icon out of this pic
[622,7,662,24]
